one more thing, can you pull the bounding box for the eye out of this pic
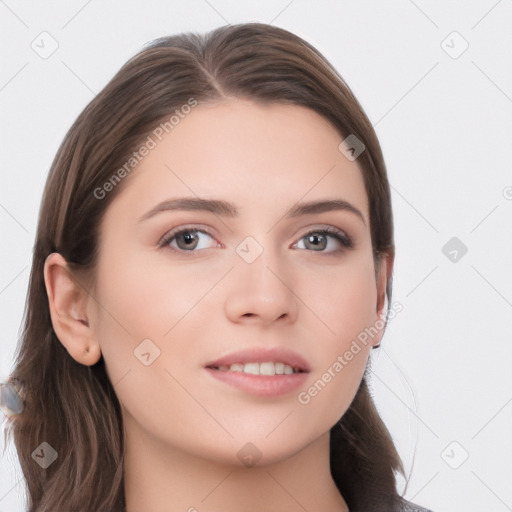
[159,227,219,252]
[293,227,353,253]
[158,225,353,255]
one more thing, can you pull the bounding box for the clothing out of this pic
[402,498,434,512]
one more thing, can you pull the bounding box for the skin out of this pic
[44,98,392,512]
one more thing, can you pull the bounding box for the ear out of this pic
[372,250,395,348]
[43,253,101,366]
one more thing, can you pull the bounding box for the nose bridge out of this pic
[241,240,284,291]
[225,235,298,324]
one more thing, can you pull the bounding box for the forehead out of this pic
[110,99,369,223]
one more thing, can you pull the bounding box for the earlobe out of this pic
[373,251,394,348]
[43,253,101,366]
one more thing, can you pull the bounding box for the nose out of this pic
[224,245,298,326]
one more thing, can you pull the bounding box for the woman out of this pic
[1,22,434,511]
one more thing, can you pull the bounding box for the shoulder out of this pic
[400,498,435,512]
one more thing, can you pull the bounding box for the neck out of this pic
[123,414,349,512]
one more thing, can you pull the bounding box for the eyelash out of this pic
[158,225,353,255]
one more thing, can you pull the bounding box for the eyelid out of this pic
[292,225,353,250]
[298,224,348,237]
[158,223,354,253]
[157,224,220,248]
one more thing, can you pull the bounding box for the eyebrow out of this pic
[138,197,366,226]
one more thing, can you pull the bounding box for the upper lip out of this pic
[205,347,311,373]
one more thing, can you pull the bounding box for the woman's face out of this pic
[89,98,387,466]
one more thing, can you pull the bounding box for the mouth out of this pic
[206,362,306,375]
[204,347,310,397]
[205,346,310,375]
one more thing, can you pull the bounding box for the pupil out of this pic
[307,234,325,250]
[180,232,198,249]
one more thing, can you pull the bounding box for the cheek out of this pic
[302,257,378,346]
[93,248,214,337]
[90,247,219,388]
[89,250,223,444]
[292,258,378,425]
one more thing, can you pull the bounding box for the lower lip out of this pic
[205,368,309,397]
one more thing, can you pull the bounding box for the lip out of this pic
[204,347,311,397]
[205,369,308,397]
[205,347,311,373]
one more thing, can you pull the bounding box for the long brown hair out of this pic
[3,22,406,511]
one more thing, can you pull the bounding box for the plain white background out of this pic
[1,1,511,511]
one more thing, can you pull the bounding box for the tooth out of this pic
[259,362,275,376]
[222,362,299,375]
[243,362,260,375]
[284,365,294,375]
[275,362,285,375]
